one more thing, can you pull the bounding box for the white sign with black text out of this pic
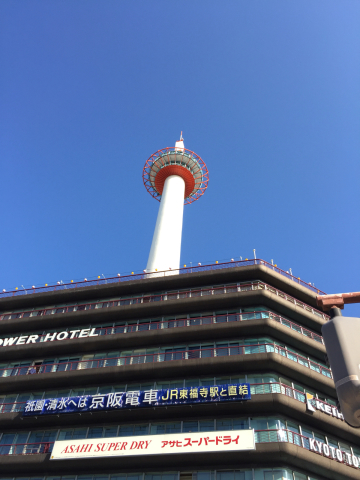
[51,430,255,460]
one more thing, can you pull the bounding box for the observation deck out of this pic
[143,144,209,204]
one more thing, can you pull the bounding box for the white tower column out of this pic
[146,175,185,274]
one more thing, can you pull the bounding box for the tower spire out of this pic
[175,134,184,152]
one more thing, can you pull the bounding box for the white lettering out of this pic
[336,449,343,462]
[69,330,80,339]
[79,329,90,338]
[306,399,315,412]
[312,399,344,421]
[44,332,57,342]
[329,445,336,458]
[310,440,350,466]
[89,328,98,337]
[56,332,69,341]
[0,327,99,347]
[352,455,359,468]
[309,438,317,451]
[323,444,330,457]
[26,335,39,344]
[3,337,18,346]
[316,400,325,412]
[315,440,323,454]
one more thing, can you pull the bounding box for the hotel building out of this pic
[0,260,359,480]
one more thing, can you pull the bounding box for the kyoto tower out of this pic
[143,135,209,275]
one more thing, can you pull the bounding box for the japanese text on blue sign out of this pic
[23,383,251,416]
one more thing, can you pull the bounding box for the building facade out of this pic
[0,261,359,480]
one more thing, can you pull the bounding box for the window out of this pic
[286,421,301,446]
[134,425,148,436]
[199,420,214,432]
[58,428,87,441]
[216,377,231,384]
[216,419,232,430]
[88,428,103,439]
[327,437,339,450]
[0,395,17,413]
[183,421,198,433]
[233,419,248,430]
[339,441,351,454]
[28,431,57,443]
[145,474,178,480]
[293,474,307,480]
[199,378,215,386]
[104,427,118,437]
[193,472,214,480]
[216,472,252,480]
[185,379,200,388]
[118,425,135,436]
[254,470,293,480]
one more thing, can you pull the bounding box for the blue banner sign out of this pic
[23,383,251,416]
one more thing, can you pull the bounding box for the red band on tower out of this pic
[154,165,195,199]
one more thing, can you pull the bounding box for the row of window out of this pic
[0,308,323,346]
[0,281,327,321]
[0,336,329,375]
[0,469,323,480]
[0,372,337,409]
[1,415,358,456]
[0,347,331,379]
[0,283,256,317]
[0,308,247,335]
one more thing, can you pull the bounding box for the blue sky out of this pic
[1,1,359,314]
